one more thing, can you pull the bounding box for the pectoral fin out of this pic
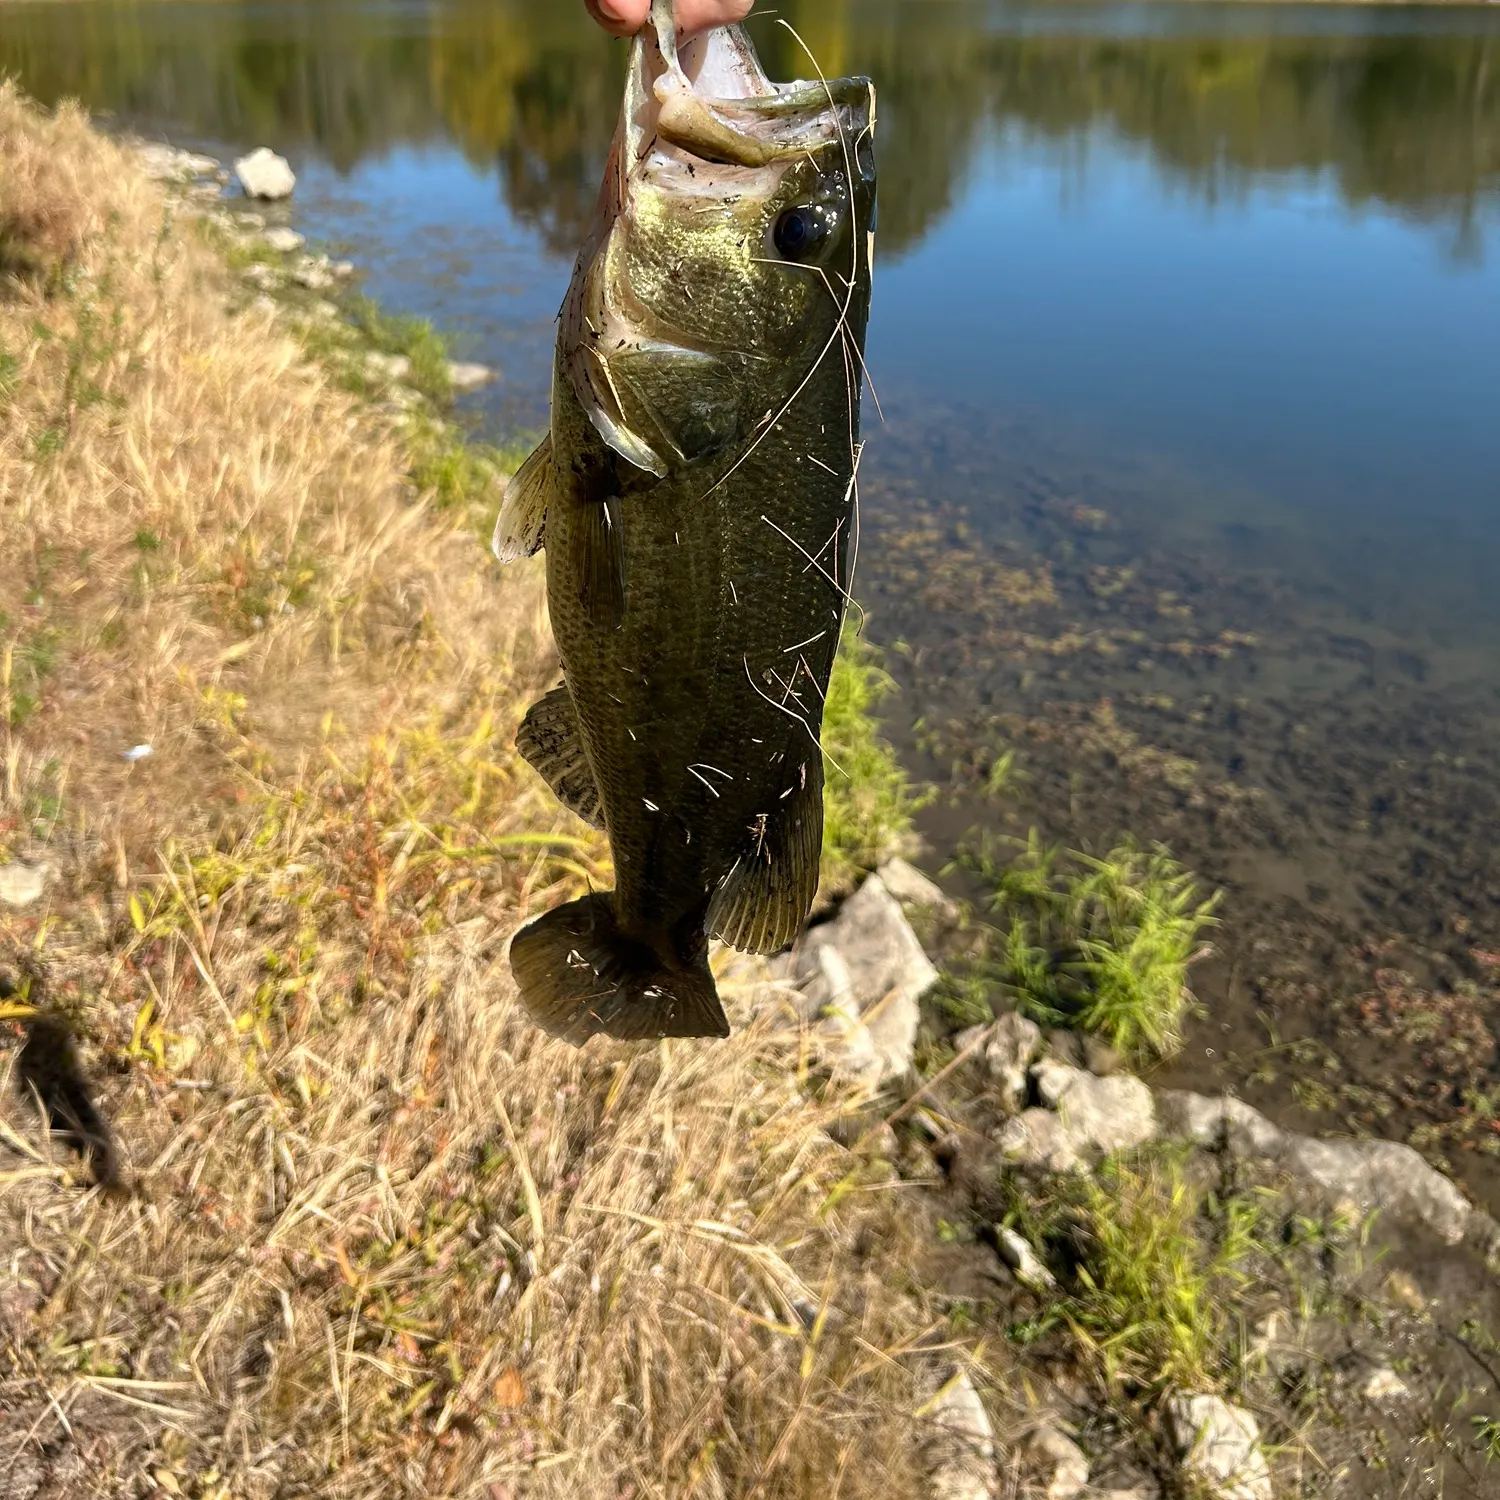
[706,759,824,954]
[492,435,554,564]
[517,681,605,830]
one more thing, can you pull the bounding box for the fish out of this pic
[494,0,877,1045]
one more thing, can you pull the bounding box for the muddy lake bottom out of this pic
[854,396,1500,1215]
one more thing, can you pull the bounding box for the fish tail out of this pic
[509,893,729,1046]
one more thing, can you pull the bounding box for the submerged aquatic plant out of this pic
[956,830,1219,1061]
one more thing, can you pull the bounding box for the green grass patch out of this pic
[820,625,922,890]
[344,293,453,403]
[1002,1147,1269,1394]
[953,830,1219,1062]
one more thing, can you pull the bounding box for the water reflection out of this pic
[4,0,1497,260]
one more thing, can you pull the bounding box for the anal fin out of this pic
[517,681,605,830]
[707,757,824,955]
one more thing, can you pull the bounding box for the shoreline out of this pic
[5,93,1500,1499]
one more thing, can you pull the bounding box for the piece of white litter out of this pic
[121,744,154,762]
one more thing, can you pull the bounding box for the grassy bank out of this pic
[0,85,939,1499]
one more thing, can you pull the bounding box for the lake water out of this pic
[7,1,1500,1194]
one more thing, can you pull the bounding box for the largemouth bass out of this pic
[495,0,876,1044]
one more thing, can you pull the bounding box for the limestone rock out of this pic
[1359,1365,1411,1403]
[996,1226,1056,1293]
[792,875,934,1083]
[365,352,413,384]
[1034,1063,1157,1155]
[922,1370,995,1500]
[241,263,283,293]
[0,862,47,908]
[1166,1394,1272,1500]
[1020,1424,1089,1500]
[136,143,219,181]
[1282,1134,1471,1245]
[984,1011,1042,1110]
[448,361,494,390]
[293,255,336,290]
[997,1109,1081,1174]
[876,856,960,924]
[235,147,296,200]
[262,227,305,254]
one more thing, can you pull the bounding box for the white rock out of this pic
[792,875,935,1083]
[1034,1063,1157,1156]
[1166,1394,1272,1500]
[1283,1135,1472,1246]
[996,1226,1055,1293]
[262,227,305,254]
[136,143,219,181]
[998,1109,1081,1174]
[1020,1424,1089,1500]
[876,857,960,923]
[447,361,493,390]
[247,295,278,319]
[235,147,296,201]
[985,1011,1042,1110]
[330,259,355,279]
[292,255,336,291]
[234,211,266,230]
[1360,1365,1410,1403]
[365,352,413,383]
[242,263,283,293]
[922,1370,994,1500]
[1155,1091,1285,1156]
[0,862,48,908]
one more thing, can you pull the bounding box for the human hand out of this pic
[586,1,754,39]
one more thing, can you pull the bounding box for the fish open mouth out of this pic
[624,0,873,174]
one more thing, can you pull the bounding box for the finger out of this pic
[587,1,754,39]
[586,0,647,37]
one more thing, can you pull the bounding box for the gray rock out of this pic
[1155,1091,1286,1156]
[1166,1394,1271,1500]
[448,360,493,390]
[135,143,219,181]
[996,1226,1056,1293]
[981,1011,1042,1111]
[1044,1028,1085,1067]
[876,857,960,924]
[922,1370,995,1500]
[235,147,296,200]
[1019,1424,1089,1500]
[241,263,283,293]
[365,352,413,384]
[0,862,47,908]
[1034,1063,1157,1155]
[1359,1365,1411,1403]
[1282,1135,1471,1245]
[997,1109,1081,1174]
[262,226,305,254]
[792,875,934,1083]
[292,255,336,290]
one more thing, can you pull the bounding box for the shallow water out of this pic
[7,0,1500,1195]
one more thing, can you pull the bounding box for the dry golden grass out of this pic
[0,85,958,1498]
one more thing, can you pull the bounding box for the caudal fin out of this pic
[509,893,729,1046]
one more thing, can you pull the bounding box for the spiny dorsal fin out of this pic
[707,757,824,955]
[517,681,605,830]
[492,434,554,564]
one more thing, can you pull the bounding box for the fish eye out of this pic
[772,205,832,262]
